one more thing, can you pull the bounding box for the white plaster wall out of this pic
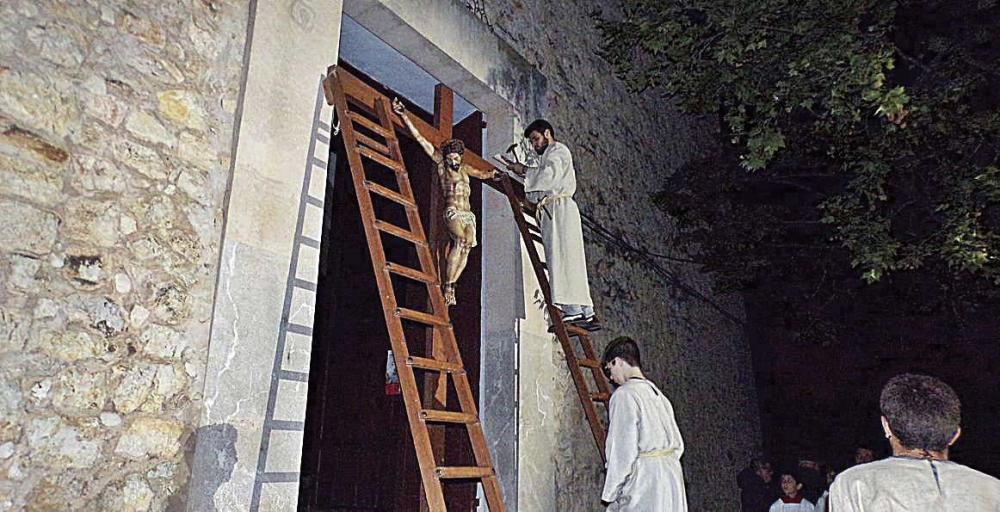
[189,1,343,511]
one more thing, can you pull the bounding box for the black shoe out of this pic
[581,316,602,331]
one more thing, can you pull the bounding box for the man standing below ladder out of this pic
[601,336,688,511]
[504,119,601,330]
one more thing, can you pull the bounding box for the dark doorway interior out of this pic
[299,63,485,511]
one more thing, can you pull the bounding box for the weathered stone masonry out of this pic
[478,1,761,510]
[0,1,248,510]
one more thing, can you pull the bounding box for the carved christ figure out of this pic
[392,98,499,306]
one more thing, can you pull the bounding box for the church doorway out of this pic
[297,55,486,511]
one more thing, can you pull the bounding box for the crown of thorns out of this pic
[440,138,465,156]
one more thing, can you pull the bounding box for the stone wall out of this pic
[476,1,762,509]
[0,1,249,510]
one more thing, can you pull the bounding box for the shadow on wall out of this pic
[175,423,239,511]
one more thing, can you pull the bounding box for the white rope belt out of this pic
[534,193,573,219]
[639,448,678,459]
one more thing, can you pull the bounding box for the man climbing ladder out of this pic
[504,119,602,331]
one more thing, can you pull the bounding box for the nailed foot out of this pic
[443,283,457,306]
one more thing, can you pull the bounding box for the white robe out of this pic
[524,141,594,308]
[602,378,687,511]
[830,457,1000,511]
[770,498,816,512]
[815,490,829,512]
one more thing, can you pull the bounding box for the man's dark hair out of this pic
[523,119,555,138]
[602,336,641,368]
[880,373,961,452]
[440,138,465,156]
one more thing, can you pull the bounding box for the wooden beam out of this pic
[434,85,454,139]
[336,68,497,173]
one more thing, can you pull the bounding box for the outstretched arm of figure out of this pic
[392,97,436,159]
[466,166,501,181]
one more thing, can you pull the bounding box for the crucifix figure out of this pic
[392,98,499,306]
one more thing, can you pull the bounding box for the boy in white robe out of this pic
[830,373,1000,511]
[769,472,816,512]
[600,336,687,511]
[504,119,600,330]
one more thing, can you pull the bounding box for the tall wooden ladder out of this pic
[323,67,505,512]
[498,174,614,462]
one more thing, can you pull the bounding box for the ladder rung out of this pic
[348,110,391,137]
[359,145,405,172]
[591,392,611,402]
[407,356,463,374]
[564,323,588,337]
[374,220,426,246]
[436,466,493,480]
[578,358,601,369]
[355,132,392,156]
[521,202,537,215]
[525,222,541,233]
[397,307,449,326]
[386,262,437,284]
[528,233,544,243]
[420,410,477,424]
[366,180,416,208]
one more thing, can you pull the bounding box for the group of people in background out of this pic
[738,447,871,512]
[739,374,1000,511]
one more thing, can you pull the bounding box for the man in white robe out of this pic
[505,119,600,330]
[830,373,1000,511]
[601,336,687,511]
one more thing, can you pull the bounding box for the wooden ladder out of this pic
[323,67,505,512]
[499,174,614,462]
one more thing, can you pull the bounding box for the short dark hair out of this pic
[602,336,641,369]
[440,138,465,156]
[523,119,554,138]
[780,469,801,483]
[880,373,961,452]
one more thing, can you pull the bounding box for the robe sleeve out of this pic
[525,144,572,192]
[601,390,641,503]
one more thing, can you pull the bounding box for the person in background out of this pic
[769,471,816,512]
[854,445,875,465]
[814,465,838,512]
[739,458,780,512]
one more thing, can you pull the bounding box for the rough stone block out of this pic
[158,90,206,131]
[125,111,176,149]
[114,416,184,460]
[0,199,59,255]
[25,416,102,468]
[99,473,156,512]
[0,68,80,138]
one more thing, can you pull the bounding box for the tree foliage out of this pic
[599,0,1000,336]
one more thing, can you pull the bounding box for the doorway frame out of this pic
[190,1,549,510]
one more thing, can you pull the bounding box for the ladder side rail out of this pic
[328,72,449,511]
[499,175,608,460]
